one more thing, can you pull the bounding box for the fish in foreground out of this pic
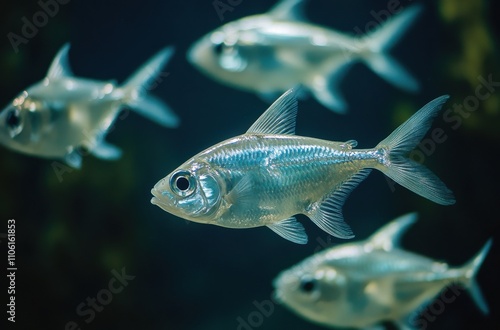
[151,88,455,244]
[273,213,492,329]
[0,44,179,168]
[188,0,422,113]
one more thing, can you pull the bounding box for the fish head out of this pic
[151,161,223,224]
[187,16,273,88]
[0,90,47,153]
[273,259,347,323]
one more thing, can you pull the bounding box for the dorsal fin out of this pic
[366,213,417,251]
[246,88,298,135]
[46,43,73,80]
[268,0,307,21]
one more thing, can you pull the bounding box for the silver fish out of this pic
[273,213,492,329]
[188,0,422,113]
[151,88,455,244]
[0,44,179,168]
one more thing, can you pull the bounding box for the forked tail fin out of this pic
[122,47,180,128]
[375,96,455,205]
[459,239,492,314]
[362,4,423,92]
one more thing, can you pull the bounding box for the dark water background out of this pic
[0,0,499,329]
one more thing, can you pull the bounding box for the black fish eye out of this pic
[176,176,190,191]
[170,170,196,197]
[6,109,21,129]
[300,277,316,293]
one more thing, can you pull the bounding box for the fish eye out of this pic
[6,109,21,129]
[170,170,196,197]
[299,277,316,293]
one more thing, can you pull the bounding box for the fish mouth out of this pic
[150,188,172,211]
[150,188,192,221]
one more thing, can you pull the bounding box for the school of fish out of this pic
[0,0,492,329]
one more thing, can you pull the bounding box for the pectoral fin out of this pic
[225,175,254,207]
[267,217,308,244]
[307,169,372,239]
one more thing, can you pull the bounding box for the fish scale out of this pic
[206,136,364,207]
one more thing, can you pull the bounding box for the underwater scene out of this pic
[0,0,499,329]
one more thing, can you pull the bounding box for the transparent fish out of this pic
[188,0,422,113]
[151,88,455,244]
[0,44,179,168]
[273,213,492,329]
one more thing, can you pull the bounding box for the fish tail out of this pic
[374,95,455,205]
[121,46,180,128]
[362,4,423,92]
[458,239,492,314]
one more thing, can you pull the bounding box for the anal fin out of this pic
[267,217,308,244]
[307,169,372,239]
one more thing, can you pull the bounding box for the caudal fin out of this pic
[362,4,423,92]
[122,47,180,128]
[460,239,493,314]
[375,95,455,205]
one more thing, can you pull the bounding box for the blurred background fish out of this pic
[273,213,492,329]
[188,0,422,113]
[0,0,499,329]
[0,44,179,168]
